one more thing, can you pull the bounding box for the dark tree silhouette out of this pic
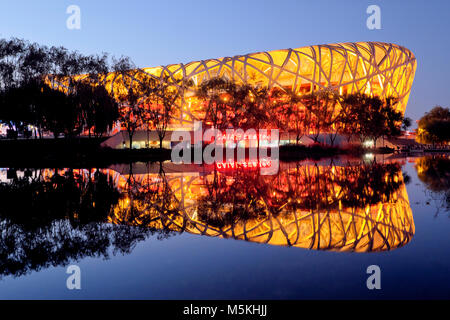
[417,106,450,145]
[0,37,118,139]
[416,156,450,214]
[0,168,171,279]
[341,93,403,145]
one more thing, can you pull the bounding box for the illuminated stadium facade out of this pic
[59,41,417,148]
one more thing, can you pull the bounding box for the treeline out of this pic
[116,76,412,149]
[0,37,121,139]
[0,168,160,278]
[1,38,411,148]
[0,37,188,147]
[417,106,450,145]
[196,78,411,147]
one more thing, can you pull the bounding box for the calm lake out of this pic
[0,154,449,299]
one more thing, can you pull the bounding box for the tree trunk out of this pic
[129,132,133,149]
[330,133,337,146]
[313,132,320,143]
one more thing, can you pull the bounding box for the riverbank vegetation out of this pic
[416,106,450,145]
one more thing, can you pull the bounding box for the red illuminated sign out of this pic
[215,159,272,170]
[215,131,274,142]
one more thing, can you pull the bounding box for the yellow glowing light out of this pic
[105,165,414,253]
[48,42,416,132]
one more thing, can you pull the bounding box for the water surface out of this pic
[0,155,449,299]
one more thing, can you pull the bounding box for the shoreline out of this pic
[0,138,445,168]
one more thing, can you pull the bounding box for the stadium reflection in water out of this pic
[105,160,415,253]
[0,159,416,279]
[0,159,416,278]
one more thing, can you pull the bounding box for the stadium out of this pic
[90,41,416,148]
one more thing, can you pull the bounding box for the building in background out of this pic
[82,41,416,149]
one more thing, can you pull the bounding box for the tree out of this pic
[238,84,271,130]
[135,73,158,147]
[113,57,145,149]
[144,73,190,149]
[271,88,306,145]
[73,80,119,138]
[417,106,450,145]
[38,82,81,138]
[0,37,118,139]
[341,93,403,146]
[0,38,27,91]
[117,87,144,149]
[196,77,273,149]
[0,84,30,135]
[380,97,403,145]
[239,84,272,148]
[299,89,341,143]
[402,117,412,131]
[0,38,31,135]
[196,77,237,130]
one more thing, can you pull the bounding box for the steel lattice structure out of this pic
[109,41,417,130]
[51,41,416,132]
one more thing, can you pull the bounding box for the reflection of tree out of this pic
[3,162,413,276]
[336,162,404,208]
[110,164,185,235]
[416,156,450,215]
[0,169,155,278]
[0,169,120,228]
[189,161,414,251]
[275,164,341,212]
[104,161,414,252]
[196,162,405,227]
[197,169,266,229]
[0,220,151,279]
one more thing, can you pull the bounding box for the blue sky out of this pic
[1,0,449,122]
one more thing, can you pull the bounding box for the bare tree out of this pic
[144,73,191,149]
[113,57,144,149]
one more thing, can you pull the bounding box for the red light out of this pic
[215,159,272,170]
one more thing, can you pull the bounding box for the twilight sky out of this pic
[1,0,449,123]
